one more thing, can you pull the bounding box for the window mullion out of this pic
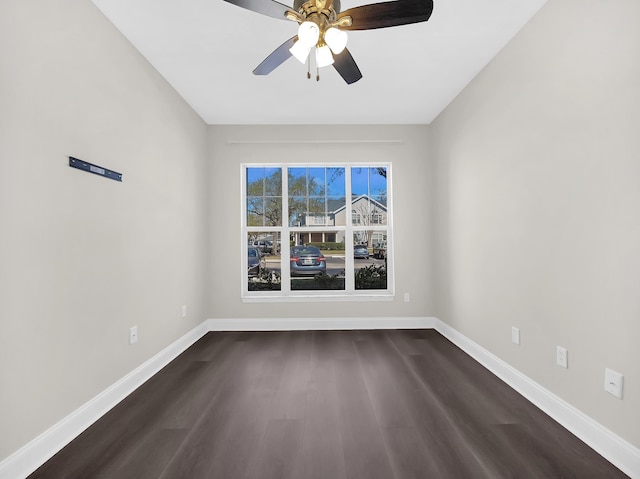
[344,167,355,293]
[281,167,291,293]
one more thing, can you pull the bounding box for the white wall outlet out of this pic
[129,326,138,345]
[182,304,187,318]
[556,346,568,368]
[604,368,624,399]
[511,327,521,345]
[403,293,410,303]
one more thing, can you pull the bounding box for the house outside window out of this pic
[242,164,392,301]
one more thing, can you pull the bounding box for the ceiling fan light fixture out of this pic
[289,39,312,63]
[324,27,348,54]
[315,44,334,68]
[297,21,320,47]
[226,0,434,84]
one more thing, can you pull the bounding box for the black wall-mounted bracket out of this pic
[69,156,122,182]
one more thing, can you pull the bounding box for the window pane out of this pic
[351,166,388,226]
[351,167,368,197]
[246,168,265,195]
[308,197,325,218]
[288,168,307,196]
[263,197,282,226]
[308,167,326,196]
[327,167,345,196]
[289,196,306,226]
[247,167,282,226]
[247,232,281,291]
[264,168,282,196]
[327,196,345,228]
[370,167,387,202]
[354,233,387,290]
[247,197,264,226]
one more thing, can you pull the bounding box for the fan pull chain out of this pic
[316,65,320,81]
[306,56,311,79]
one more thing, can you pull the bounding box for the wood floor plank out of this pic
[270,331,313,421]
[94,428,188,479]
[244,419,304,479]
[300,333,348,479]
[333,355,397,479]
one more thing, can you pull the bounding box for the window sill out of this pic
[242,292,395,303]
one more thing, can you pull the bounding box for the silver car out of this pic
[290,245,327,276]
[354,244,370,259]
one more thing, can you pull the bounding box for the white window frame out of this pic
[241,163,394,302]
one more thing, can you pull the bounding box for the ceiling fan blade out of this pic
[337,0,433,30]
[223,0,294,20]
[332,48,362,84]
[253,36,297,75]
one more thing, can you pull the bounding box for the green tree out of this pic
[247,169,282,226]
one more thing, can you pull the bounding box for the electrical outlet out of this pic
[129,326,138,345]
[403,293,410,303]
[604,368,624,399]
[511,327,521,345]
[182,304,187,318]
[556,346,568,368]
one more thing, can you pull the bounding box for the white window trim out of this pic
[241,162,394,302]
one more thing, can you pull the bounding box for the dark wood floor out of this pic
[30,330,628,478]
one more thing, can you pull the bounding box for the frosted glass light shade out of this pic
[315,45,334,68]
[324,27,348,54]
[289,40,312,63]
[298,21,320,47]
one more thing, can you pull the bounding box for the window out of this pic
[242,164,392,301]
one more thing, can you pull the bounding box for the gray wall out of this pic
[207,125,436,319]
[432,0,640,448]
[0,1,208,460]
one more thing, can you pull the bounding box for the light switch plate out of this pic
[129,326,138,345]
[511,327,521,345]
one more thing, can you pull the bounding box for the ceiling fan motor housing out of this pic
[294,0,341,15]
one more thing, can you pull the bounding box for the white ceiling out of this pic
[91,0,546,125]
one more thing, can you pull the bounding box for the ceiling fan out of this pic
[223,0,434,84]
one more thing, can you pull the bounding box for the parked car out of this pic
[373,242,387,259]
[251,240,272,254]
[248,247,265,277]
[354,244,370,259]
[290,245,327,276]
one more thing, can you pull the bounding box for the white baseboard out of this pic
[434,319,640,479]
[0,321,209,479]
[207,316,437,331]
[2,317,638,479]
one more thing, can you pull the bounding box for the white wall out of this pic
[0,0,208,461]
[432,0,640,448]
[207,125,436,319]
